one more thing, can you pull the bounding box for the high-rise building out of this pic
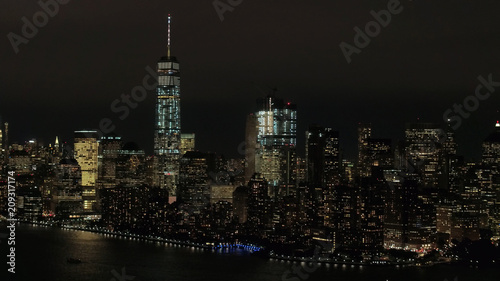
[359,177,385,251]
[329,184,360,250]
[481,121,500,235]
[305,125,340,188]
[154,15,181,199]
[482,121,500,170]
[403,123,443,188]
[365,138,393,172]
[4,122,8,162]
[100,184,169,235]
[305,125,341,230]
[443,120,458,156]
[180,133,195,156]
[0,118,3,163]
[233,185,248,223]
[17,186,42,221]
[74,130,99,213]
[51,158,83,218]
[54,136,60,153]
[384,171,435,251]
[244,114,259,183]
[254,96,297,190]
[98,135,122,189]
[357,123,372,177]
[9,148,31,174]
[178,151,209,213]
[247,173,271,230]
[441,121,459,191]
[116,142,147,187]
[357,124,393,178]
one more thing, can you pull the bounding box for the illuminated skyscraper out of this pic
[74,130,99,213]
[55,136,60,152]
[254,95,297,190]
[116,142,147,187]
[4,122,8,162]
[364,138,393,173]
[247,173,271,230]
[98,135,122,189]
[305,125,341,230]
[52,136,62,160]
[481,121,500,235]
[154,15,181,198]
[403,123,443,187]
[482,121,500,170]
[357,123,372,177]
[384,172,435,251]
[180,133,195,156]
[244,114,258,183]
[178,151,209,213]
[52,158,83,218]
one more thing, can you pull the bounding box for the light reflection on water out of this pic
[9,224,498,281]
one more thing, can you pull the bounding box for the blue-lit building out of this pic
[154,15,181,199]
[254,96,297,191]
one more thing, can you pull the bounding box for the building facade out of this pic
[154,15,182,199]
[74,130,99,213]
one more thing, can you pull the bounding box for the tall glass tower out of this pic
[254,95,297,190]
[154,14,181,198]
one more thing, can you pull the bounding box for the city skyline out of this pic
[2,2,500,279]
[1,1,500,160]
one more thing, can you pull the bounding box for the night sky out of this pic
[1,0,500,160]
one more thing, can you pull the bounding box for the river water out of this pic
[1,224,497,281]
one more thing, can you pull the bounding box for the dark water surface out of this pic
[2,224,497,281]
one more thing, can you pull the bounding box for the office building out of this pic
[98,135,122,189]
[482,121,500,171]
[74,130,99,213]
[254,96,297,190]
[245,114,259,183]
[154,15,182,199]
[178,151,210,213]
[51,158,83,218]
[305,125,340,188]
[403,123,444,188]
[357,123,372,177]
[180,133,195,156]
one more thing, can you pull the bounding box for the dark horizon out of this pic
[1,0,500,161]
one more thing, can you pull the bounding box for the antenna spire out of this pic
[167,14,171,59]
